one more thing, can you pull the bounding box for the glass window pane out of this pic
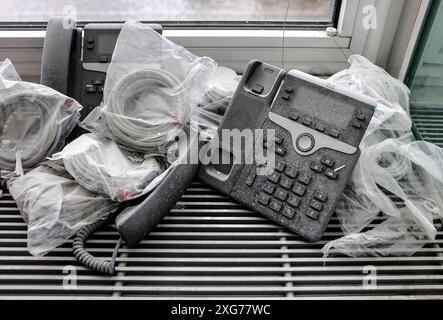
[0,0,339,27]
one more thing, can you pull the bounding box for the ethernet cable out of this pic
[106,68,190,152]
[0,91,62,170]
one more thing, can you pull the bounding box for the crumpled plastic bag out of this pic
[51,133,166,202]
[192,66,239,141]
[7,161,119,256]
[0,59,82,172]
[81,21,217,154]
[322,55,443,258]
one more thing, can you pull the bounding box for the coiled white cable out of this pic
[0,91,62,170]
[53,134,166,201]
[377,152,412,180]
[64,153,164,202]
[106,68,190,152]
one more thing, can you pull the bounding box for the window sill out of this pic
[0,28,352,82]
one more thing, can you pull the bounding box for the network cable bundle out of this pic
[51,133,166,202]
[0,59,82,172]
[82,21,217,154]
[322,55,443,258]
[199,66,241,115]
[7,161,119,256]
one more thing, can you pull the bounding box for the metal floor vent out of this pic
[0,107,442,300]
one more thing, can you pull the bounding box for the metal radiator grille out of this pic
[411,106,443,147]
[0,107,441,299]
[0,180,443,300]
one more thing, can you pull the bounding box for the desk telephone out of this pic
[199,60,375,241]
[40,18,375,273]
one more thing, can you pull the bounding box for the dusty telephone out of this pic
[41,18,199,273]
[199,60,376,242]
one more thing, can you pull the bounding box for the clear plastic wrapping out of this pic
[322,55,443,258]
[51,133,166,201]
[81,21,217,153]
[7,161,119,256]
[0,59,82,172]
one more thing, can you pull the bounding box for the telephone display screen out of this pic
[290,85,355,129]
[97,34,118,53]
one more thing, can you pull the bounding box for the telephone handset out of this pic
[41,18,199,274]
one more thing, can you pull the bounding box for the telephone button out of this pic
[85,85,97,93]
[275,135,284,145]
[275,188,288,201]
[353,121,362,129]
[288,112,299,121]
[276,146,287,156]
[285,166,298,179]
[258,193,271,206]
[275,161,286,172]
[325,168,338,180]
[321,156,335,168]
[245,172,256,186]
[268,172,281,184]
[296,134,314,152]
[305,208,319,220]
[310,200,324,211]
[357,112,366,121]
[315,123,326,132]
[329,128,340,138]
[252,84,264,94]
[282,206,296,219]
[314,191,328,202]
[302,117,313,127]
[262,183,276,195]
[287,195,301,208]
[279,177,293,190]
[269,200,282,213]
[297,172,312,185]
[293,184,307,197]
[310,162,323,173]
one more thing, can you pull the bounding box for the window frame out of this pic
[0,0,423,82]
